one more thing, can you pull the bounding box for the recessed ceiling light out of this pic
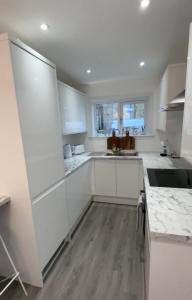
[86,69,92,74]
[140,0,150,9]
[140,61,145,67]
[40,23,49,31]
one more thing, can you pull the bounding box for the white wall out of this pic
[60,75,184,155]
[80,77,162,152]
[165,110,184,155]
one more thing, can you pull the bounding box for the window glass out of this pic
[94,101,145,136]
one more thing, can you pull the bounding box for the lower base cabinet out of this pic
[145,211,192,300]
[93,159,142,201]
[144,212,150,300]
[66,161,91,231]
[32,161,91,272]
[116,160,140,198]
[94,159,116,196]
[32,180,69,271]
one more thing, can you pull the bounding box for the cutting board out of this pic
[120,131,135,150]
[107,131,135,150]
[107,132,120,149]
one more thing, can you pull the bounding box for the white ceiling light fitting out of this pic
[86,69,92,74]
[140,0,151,10]
[139,61,145,67]
[40,23,49,31]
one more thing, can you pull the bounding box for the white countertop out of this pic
[64,152,192,245]
[64,153,91,177]
[141,154,192,245]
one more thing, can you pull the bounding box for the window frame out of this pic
[92,98,148,137]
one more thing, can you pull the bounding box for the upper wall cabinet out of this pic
[181,24,192,160]
[58,81,87,135]
[157,63,186,131]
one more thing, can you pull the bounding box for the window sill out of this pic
[88,134,155,138]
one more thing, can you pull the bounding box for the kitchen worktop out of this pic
[64,154,91,177]
[64,152,142,176]
[141,154,192,245]
[64,152,192,245]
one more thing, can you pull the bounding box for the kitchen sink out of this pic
[105,152,138,156]
[89,151,138,157]
[88,152,105,156]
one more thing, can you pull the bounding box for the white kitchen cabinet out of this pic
[181,24,192,161]
[32,180,69,271]
[0,34,65,287]
[157,63,186,131]
[144,211,150,300]
[93,159,141,201]
[116,160,140,199]
[58,81,87,135]
[66,161,91,230]
[11,43,65,199]
[94,159,116,196]
[147,235,192,300]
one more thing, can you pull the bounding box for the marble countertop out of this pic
[141,154,192,245]
[64,152,142,177]
[64,154,91,177]
[64,152,192,245]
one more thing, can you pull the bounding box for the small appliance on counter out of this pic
[71,144,85,155]
[160,140,168,156]
[64,144,72,159]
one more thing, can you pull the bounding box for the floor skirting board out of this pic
[93,195,137,206]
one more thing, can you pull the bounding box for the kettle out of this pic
[64,144,72,159]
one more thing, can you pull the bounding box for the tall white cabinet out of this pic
[0,34,69,287]
[181,23,192,161]
[10,43,65,199]
[58,81,87,135]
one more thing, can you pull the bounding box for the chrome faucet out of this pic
[114,128,121,136]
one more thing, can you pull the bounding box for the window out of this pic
[93,101,145,136]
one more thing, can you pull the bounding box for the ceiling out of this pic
[0,0,192,84]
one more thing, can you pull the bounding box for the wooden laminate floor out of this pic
[1,202,145,300]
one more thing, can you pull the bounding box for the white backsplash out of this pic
[87,134,162,153]
[62,133,88,156]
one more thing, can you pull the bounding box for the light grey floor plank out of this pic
[1,202,145,300]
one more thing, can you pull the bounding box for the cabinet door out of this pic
[157,71,168,131]
[80,161,92,209]
[66,162,91,230]
[58,81,87,134]
[78,93,87,133]
[116,160,140,198]
[157,64,186,131]
[94,159,116,196]
[181,25,192,159]
[32,180,69,270]
[144,212,151,300]
[10,43,64,199]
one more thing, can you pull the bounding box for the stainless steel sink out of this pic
[88,152,106,156]
[89,152,138,157]
[105,152,138,156]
